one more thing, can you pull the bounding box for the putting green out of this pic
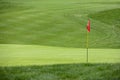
[0,44,120,66]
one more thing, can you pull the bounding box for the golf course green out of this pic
[0,44,120,66]
[0,0,120,80]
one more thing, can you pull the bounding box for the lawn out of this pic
[0,0,120,48]
[0,63,120,80]
[0,44,120,66]
[0,0,120,80]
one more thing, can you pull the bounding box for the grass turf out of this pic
[0,44,120,66]
[0,63,120,80]
[0,0,120,80]
[0,0,120,48]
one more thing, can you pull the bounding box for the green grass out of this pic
[0,44,120,66]
[0,0,120,80]
[0,63,120,80]
[0,44,120,80]
[0,0,120,48]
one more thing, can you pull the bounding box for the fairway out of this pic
[0,0,120,48]
[0,44,120,66]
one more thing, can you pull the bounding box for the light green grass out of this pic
[0,44,120,66]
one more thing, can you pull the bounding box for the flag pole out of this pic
[86,30,89,63]
[86,19,90,63]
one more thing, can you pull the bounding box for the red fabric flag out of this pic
[86,19,90,32]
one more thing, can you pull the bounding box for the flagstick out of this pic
[86,30,89,63]
[86,19,90,63]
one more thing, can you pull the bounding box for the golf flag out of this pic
[86,19,90,32]
[86,19,90,63]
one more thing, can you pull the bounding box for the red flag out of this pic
[86,19,90,32]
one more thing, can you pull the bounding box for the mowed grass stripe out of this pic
[0,44,120,66]
[0,12,115,46]
[1,2,119,24]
